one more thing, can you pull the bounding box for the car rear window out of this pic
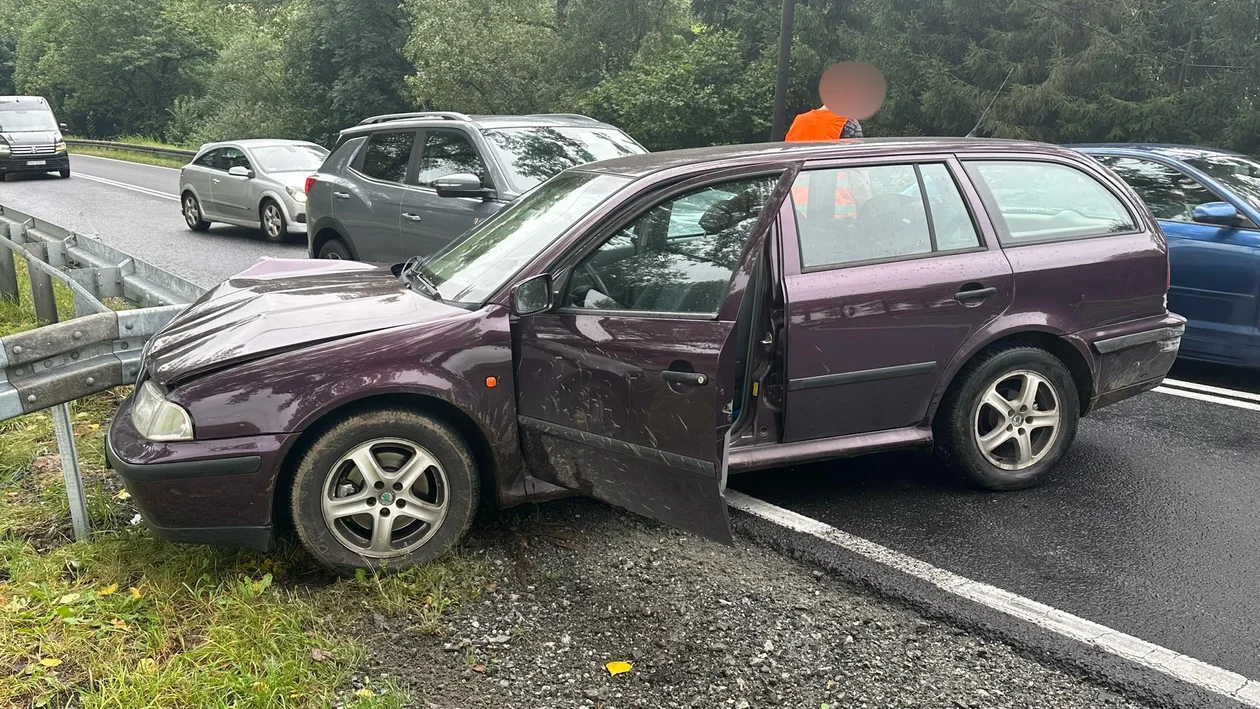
[359,131,415,184]
[483,126,644,192]
[964,160,1136,243]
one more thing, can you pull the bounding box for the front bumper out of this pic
[105,394,296,551]
[0,152,69,173]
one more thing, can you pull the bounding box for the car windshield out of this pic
[0,109,57,132]
[421,170,630,304]
[1183,153,1260,213]
[251,144,329,173]
[482,126,644,192]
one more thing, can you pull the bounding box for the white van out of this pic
[0,96,70,179]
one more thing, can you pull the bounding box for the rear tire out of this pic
[934,345,1079,490]
[317,237,351,260]
[260,200,288,243]
[182,193,210,232]
[289,407,479,574]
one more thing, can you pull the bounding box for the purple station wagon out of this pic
[106,138,1185,572]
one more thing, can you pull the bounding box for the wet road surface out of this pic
[0,154,304,288]
[731,370,1260,682]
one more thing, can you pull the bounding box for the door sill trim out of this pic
[518,415,715,477]
[728,427,932,473]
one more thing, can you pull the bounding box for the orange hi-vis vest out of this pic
[785,108,860,218]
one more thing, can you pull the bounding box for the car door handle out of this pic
[211,178,221,185]
[662,370,709,386]
[955,285,997,302]
[333,191,350,200]
[402,212,423,222]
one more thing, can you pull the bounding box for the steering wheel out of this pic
[582,263,613,301]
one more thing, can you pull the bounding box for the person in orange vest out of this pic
[785,105,868,220]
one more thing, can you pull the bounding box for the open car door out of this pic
[512,164,798,543]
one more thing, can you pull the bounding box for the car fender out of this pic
[179,181,205,205]
[257,187,297,222]
[308,215,356,259]
[924,311,1095,423]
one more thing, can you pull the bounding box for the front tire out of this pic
[182,193,210,232]
[290,407,479,574]
[260,200,288,243]
[935,345,1080,490]
[58,167,70,179]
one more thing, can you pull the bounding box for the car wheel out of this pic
[317,237,351,260]
[58,167,70,179]
[934,345,1079,490]
[289,407,479,574]
[260,200,288,243]
[182,193,210,232]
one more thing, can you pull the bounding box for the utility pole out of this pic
[770,0,797,141]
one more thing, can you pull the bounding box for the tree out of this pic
[15,0,212,137]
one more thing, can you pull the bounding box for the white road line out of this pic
[71,152,182,172]
[72,172,179,202]
[727,490,1260,707]
[1161,378,1260,404]
[1154,385,1260,412]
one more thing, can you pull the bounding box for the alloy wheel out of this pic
[972,370,1061,471]
[263,204,283,239]
[321,438,449,558]
[183,197,200,227]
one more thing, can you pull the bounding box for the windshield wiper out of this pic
[399,255,441,300]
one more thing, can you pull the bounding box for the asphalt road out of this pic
[0,154,304,288]
[732,380,1260,686]
[8,153,1260,703]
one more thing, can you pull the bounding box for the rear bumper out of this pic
[1075,312,1186,413]
[105,395,295,551]
[0,153,69,172]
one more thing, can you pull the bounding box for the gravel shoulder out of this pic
[351,498,1150,709]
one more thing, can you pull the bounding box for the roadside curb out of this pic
[729,498,1244,709]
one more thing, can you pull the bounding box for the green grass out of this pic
[67,135,194,170]
[0,264,489,708]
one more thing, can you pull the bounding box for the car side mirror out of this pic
[435,172,491,199]
[228,165,255,179]
[1192,201,1240,227]
[512,274,552,316]
[58,123,69,133]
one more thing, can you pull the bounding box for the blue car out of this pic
[1073,144,1260,368]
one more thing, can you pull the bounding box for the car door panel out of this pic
[781,158,1013,442]
[400,129,500,257]
[215,147,257,223]
[340,131,416,262]
[513,166,796,543]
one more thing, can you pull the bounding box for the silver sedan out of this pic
[179,139,329,242]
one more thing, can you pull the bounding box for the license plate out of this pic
[26,160,46,166]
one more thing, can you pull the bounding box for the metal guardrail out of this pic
[0,205,207,540]
[65,139,196,160]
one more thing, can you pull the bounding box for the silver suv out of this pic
[304,112,646,262]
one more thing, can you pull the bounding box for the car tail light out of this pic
[305,175,318,194]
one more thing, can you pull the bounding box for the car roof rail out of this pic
[357,111,473,126]
[524,113,605,125]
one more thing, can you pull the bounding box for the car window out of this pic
[221,147,252,172]
[565,175,780,316]
[251,144,329,173]
[416,130,486,188]
[791,163,980,269]
[194,148,222,170]
[483,126,645,192]
[1181,153,1260,215]
[1092,156,1222,223]
[359,131,415,184]
[964,160,1136,243]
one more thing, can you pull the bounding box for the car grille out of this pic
[11,145,57,156]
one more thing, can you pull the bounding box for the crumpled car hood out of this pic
[144,258,464,386]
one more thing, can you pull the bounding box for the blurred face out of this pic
[819,62,887,120]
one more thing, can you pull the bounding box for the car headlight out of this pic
[285,185,307,203]
[131,381,193,441]
[0,141,10,156]
[55,140,67,153]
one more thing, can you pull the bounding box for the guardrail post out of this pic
[27,242,59,324]
[51,403,91,541]
[0,222,19,302]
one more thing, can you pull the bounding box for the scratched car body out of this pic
[106,138,1185,573]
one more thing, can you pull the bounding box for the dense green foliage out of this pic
[0,0,1256,152]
